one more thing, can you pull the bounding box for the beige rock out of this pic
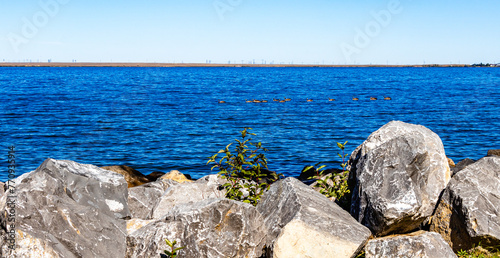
[273,220,361,258]
[101,165,151,188]
[447,157,456,167]
[159,170,192,183]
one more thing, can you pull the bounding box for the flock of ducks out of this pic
[218,96,391,104]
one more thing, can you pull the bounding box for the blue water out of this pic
[1,67,499,182]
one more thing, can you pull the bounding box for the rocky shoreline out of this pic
[1,121,499,257]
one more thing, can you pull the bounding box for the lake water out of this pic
[1,67,499,182]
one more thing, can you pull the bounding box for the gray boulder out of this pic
[126,198,266,258]
[151,174,226,219]
[349,121,451,236]
[257,177,371,258]
[430,156,500,251]
[0,158,130,258]
[128,179,178,219]
[0,181,4,197]
[365,231,456,258]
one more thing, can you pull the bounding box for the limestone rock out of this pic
[101,165,151,187]
[160,170,192,183]
[0,159,130,258]
[487,149,500,157]
[365,231,457,258]
[430,156,500,251]
[257,177,371,258]
[128,179,178,219]
[152,174,226,219]
[349,121,451,236]
[126,198,266,258]
[451,158,476,176]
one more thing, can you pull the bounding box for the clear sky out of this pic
[1,0,499,65]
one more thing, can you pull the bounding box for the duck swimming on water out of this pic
[384,96,392,100]
[352,97,359,101]
[218,100,226,103]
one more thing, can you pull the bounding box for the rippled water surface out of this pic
[1,67,499,181]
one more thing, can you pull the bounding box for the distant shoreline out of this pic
[0,62,494,68]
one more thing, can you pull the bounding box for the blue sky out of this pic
[1,0,499,64]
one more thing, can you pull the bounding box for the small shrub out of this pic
[207,128,282,206]
[457,243,500,258]
[164,239,185,258]
[308,141,350,203]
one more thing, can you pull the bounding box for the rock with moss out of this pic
[0,159,130,258]
[430,156,500,252]
[348,121,451,236]
[257,177,371,258]
[126,198,266,258]
[365,231,456,258]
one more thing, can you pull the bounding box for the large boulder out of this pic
[365,231,456,258]
[152,174,226,219]
[430,156,500,251]
[0,159,130,258]
[128,179,178,219]
[257,177,371,258]
[126,198,267,257]
[101,165,151,187]
[348,121,451,236]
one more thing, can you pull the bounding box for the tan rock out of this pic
[447,157,456,167]
[159,170,192,183]
[101,165,151,188]
[273,220,361,258]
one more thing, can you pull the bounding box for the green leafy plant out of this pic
[308,141,350,202]
[207,128,281,206]
[164,238,185,258]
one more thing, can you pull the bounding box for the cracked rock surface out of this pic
[349,121,451,236]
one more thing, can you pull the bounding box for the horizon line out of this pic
[0,62,498,68]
